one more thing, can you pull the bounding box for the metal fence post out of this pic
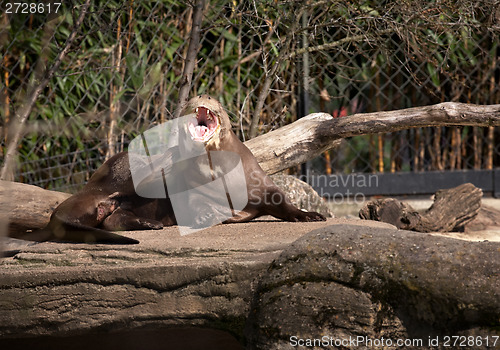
[299,11,311,178]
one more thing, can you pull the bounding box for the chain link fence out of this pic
[1,0,500,193]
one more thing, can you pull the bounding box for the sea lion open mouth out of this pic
[188,106,220,143]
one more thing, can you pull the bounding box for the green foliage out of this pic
[1,0,499,190]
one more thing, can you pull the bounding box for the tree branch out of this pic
[323,102,500,138]
[173,0,205,119]
[248,6,307,139]
[289,28,394,59]
[245,102,500,174]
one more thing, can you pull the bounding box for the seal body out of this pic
[34,95,325,243]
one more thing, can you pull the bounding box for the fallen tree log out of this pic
[247,102,500,174]
[0,181,70,234]
[359,183,482,232]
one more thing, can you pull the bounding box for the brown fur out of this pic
[29,95,324,244]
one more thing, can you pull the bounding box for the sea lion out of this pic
[28,95,325,243]
[18,191,139,244]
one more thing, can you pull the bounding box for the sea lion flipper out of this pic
[14,227,54,242]
[223,210,257,224]
[102,208,164,231]
[60,227,139,244]
[1,237,40,257]
[17,224,139,245]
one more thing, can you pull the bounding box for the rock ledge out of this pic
[0,219,498,349]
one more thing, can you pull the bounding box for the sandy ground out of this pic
[2,211,498,260]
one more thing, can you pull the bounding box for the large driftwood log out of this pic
[247,102,500,174]
[359,183,482,232]
[245,113,341,174]
[0,181,70,234]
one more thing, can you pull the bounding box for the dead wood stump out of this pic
[359,183,482,232]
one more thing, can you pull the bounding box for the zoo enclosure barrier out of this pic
[0,0,499,195]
